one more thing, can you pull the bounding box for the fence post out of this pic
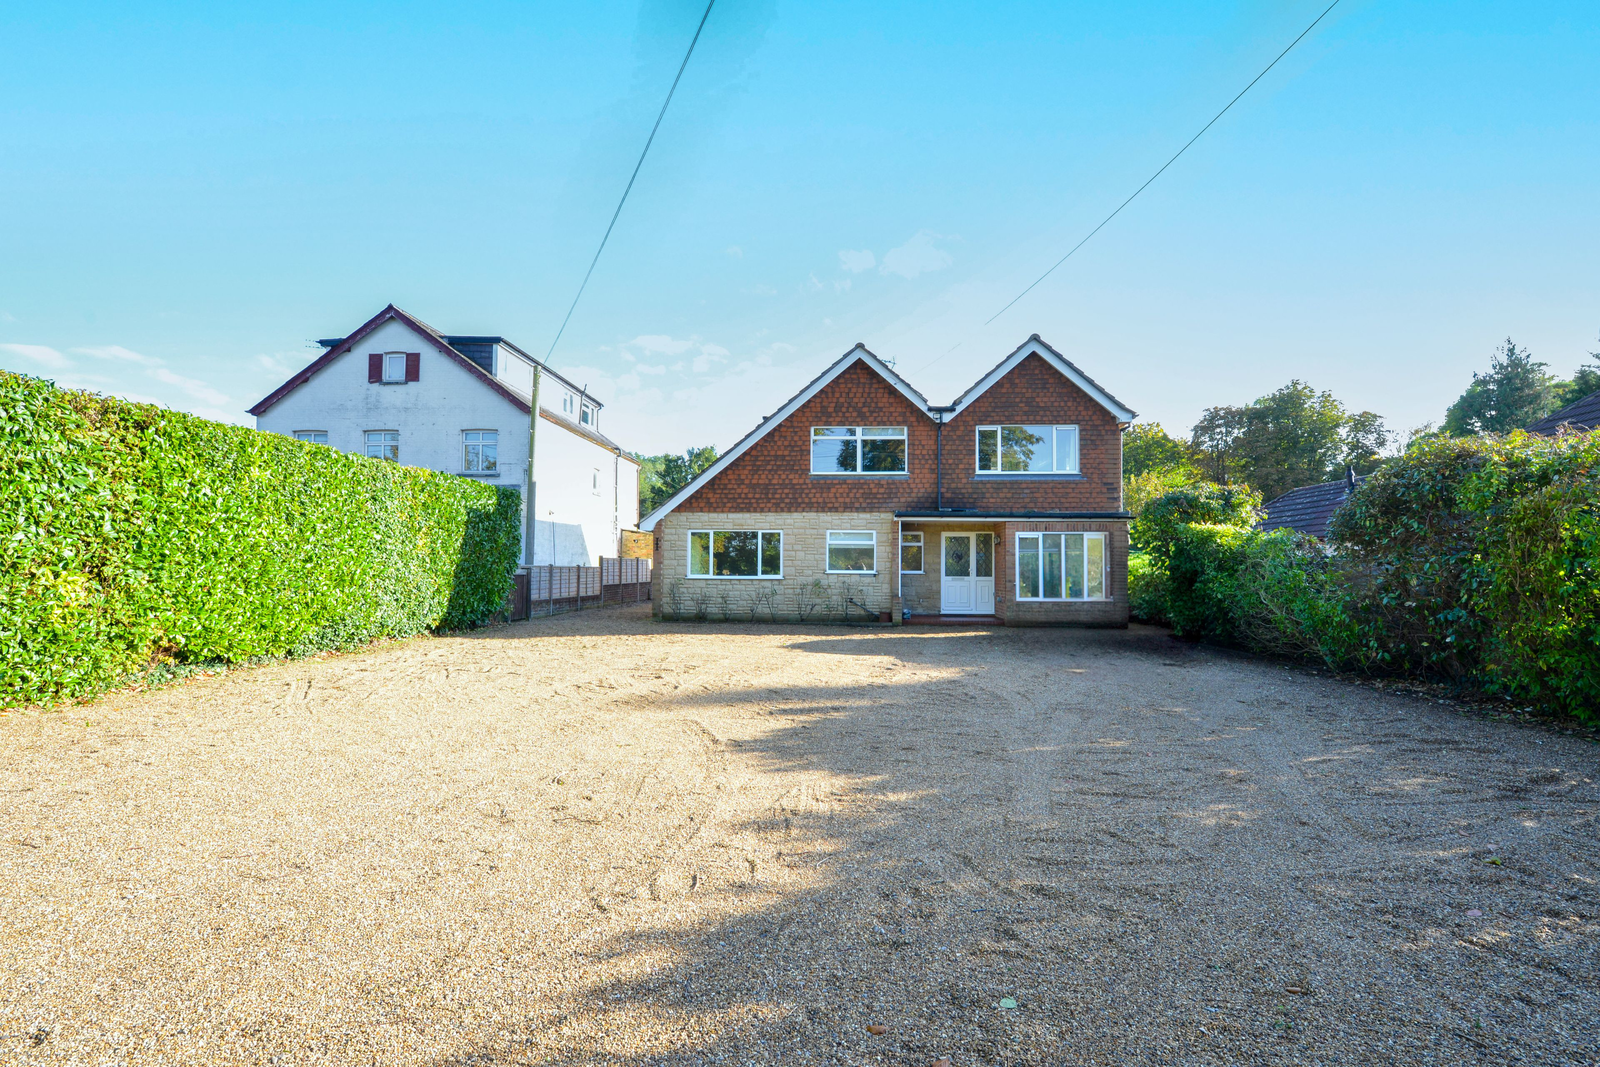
[547,563,554,616]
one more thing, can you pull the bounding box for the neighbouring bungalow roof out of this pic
[1526,388,1600,436]
[1259,472,1365,540]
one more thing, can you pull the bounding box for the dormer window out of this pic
[581,404,596,427]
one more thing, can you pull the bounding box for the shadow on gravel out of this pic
[429,619,1600,1066]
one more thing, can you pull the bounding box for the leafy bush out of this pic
[1127,551,1168,624]
[1135,434,1600,722]
[1,372,520,707]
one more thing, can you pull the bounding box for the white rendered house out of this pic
[249,304,639,566]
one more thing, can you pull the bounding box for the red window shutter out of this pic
[405,352,420,382]
[368,353,382,382]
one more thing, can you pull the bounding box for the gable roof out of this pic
[947,334,1136,424]
[1259,472,1364,539]
[638,344,932,531]
[1527,388,1600,436]
[248,304,533,417]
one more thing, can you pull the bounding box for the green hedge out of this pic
[1133,435,1600,722]
[1,371,521,707]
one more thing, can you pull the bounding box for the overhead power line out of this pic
[921,0,1343,372]
[544,0,717,362]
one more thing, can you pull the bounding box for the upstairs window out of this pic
[688,530,783,578]
[463,430,498,472]
[811,426,907,474]
[365,430,399,462]
[580,403,596,427]
[976,424,1078,474]
[384,352,408,383]
[562,392,576,415]
[293,431,328,444]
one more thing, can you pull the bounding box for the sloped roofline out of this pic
[248,304,533,417]
[638,344,933,531]
[947,334,1136,424]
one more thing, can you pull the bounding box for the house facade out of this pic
[640,336,1135,625]
[249,304,640,566]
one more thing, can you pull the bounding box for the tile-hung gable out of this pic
[644,336,1139,627]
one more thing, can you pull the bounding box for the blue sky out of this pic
[2,1,1597,452]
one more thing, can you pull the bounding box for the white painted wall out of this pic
[256,318,640,566]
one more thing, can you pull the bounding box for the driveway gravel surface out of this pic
[2,606,1596,1065]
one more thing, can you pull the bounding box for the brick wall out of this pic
[678,355,1123,515]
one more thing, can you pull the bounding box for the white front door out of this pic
[973,531,996,614]
[941,533,974,613]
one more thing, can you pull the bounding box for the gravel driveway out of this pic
[2,607,1596,1066]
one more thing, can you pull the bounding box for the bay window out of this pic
[1015,532,1106,600]
[976,424,1079,474]
[688,530,783,578]
[811,426,907,474]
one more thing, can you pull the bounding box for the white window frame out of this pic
[580,403,596,427]
[825,530,878,574]
[687,530,784,579]
[809,425,909,475]
[900,530,924,574]
[382,351,408,383]
[463,430,498,473]
[364,430,399,462]
[592,467,601,496]
[976,424,1080,474]
[293,431,328,444]
[562,392,576,414]
[1014,531,1108,601]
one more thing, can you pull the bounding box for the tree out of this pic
[1189,381,1391,500]
[1189,405,1249,485]
[634,445,718,515]
[1553,334,1600,407]
[1442,338,1557,435]
[1123,422,1193,478]
[1341,410,1391,474]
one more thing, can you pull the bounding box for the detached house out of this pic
[640,336,1136,625]
[249,304,640,566]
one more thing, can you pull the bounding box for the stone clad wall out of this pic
[652,511,895,622]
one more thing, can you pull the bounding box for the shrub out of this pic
[1132,482,1261,558]
[1127,551,1168,624]
[0,372,521,707]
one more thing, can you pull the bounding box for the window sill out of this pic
[809,473,910,480]
[459,471,501,478]
[1014,598,1111,603]
[973,473,1083,480]
[825,571,879,576]
[686,575,784,580]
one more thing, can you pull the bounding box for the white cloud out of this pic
[835,279,852,292]
[254,353,303,376]
[839,249,875,273]
[0,343,69,368]
[73,344,161,367]
[0,310,16,323]
[881,230,954,279]
[726,246,743,259]
[148,367,232,407]
[742,284,778,296]
[624,334,696,357]
[636,363,668,375]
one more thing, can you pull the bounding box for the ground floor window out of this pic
[1016,532,1106,600]
[689,530,782,578]
[900,530,924,573]
[293,431,328,444]
[364,430,399,462]
[826,530,876,573]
